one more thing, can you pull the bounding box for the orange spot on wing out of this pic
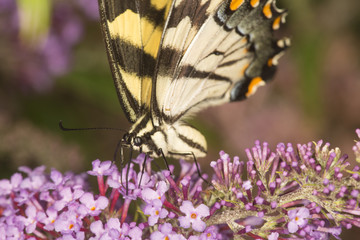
[250,0,259,8]
[263,2,272,18]
[230,0,244,11]
[267,58,273,67]
[273,16,281,30]
[246,77,265,97]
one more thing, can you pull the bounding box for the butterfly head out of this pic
[122,132,145,151]
[125,115,207,160]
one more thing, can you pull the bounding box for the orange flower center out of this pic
[69,224,74,230]
[91,206,96,211]
[155,210,159,216]
[191,213,197,219]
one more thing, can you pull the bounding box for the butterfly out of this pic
[98,0,289,160]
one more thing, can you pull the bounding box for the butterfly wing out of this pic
[98,0,172,123]
[152,0,289,124]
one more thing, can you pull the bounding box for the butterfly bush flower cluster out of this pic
[1,129,360,239]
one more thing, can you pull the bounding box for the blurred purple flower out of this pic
[76,0,99,20]
[1,0,98,92]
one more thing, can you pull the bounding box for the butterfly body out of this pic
[98,0,289,160]
[125,112,207,159]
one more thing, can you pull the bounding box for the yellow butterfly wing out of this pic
[98,0,172,122]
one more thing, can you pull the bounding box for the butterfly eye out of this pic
[134,137,142,146]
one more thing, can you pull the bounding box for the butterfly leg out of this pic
[138,152,148,188]
[189,152,210,186]
[168,151,210,186]
[157,148,172,174]
[124,146,134,195]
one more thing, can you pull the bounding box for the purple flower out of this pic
[0,179,13,196]
[89,220,106,239]
[199,226,222,239]
[54,187,84,211]
[2,129,360,239]
[54,211,81,234]
[37,207,58,231]
[132,153,154,175]
[141,180,168,203]
[50,169,65,186]
[108,163,154,200]
[128,224,143,240]
[18,166,47,190]
[23,205,37,233]
[242,180,252,190]
[288,207,310,233]
[150,223,185,240]
[179,200,210,232]
[105,218,129,239]
[268,232,279,240]
[58,232,85,240]
[88,159,114,176]
[143,199,168,226]
[90,218,130,239]
[79,192,108,216]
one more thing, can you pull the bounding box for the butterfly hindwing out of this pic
[98,0,172,123]
[152,0,224,123]
[153,0,289,123]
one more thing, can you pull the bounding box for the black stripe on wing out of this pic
[109,39,157,78]
[103,0,168,27]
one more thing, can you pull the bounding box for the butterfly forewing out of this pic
[98,0,172,123]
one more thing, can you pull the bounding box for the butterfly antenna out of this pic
[59,120,127,132]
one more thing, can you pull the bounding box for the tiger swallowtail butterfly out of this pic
[98,0,289,160]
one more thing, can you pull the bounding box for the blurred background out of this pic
[0,0,359,238]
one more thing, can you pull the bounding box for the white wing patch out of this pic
[162,17,192,50]
[158,17,254,119]
[163,77,231,117]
